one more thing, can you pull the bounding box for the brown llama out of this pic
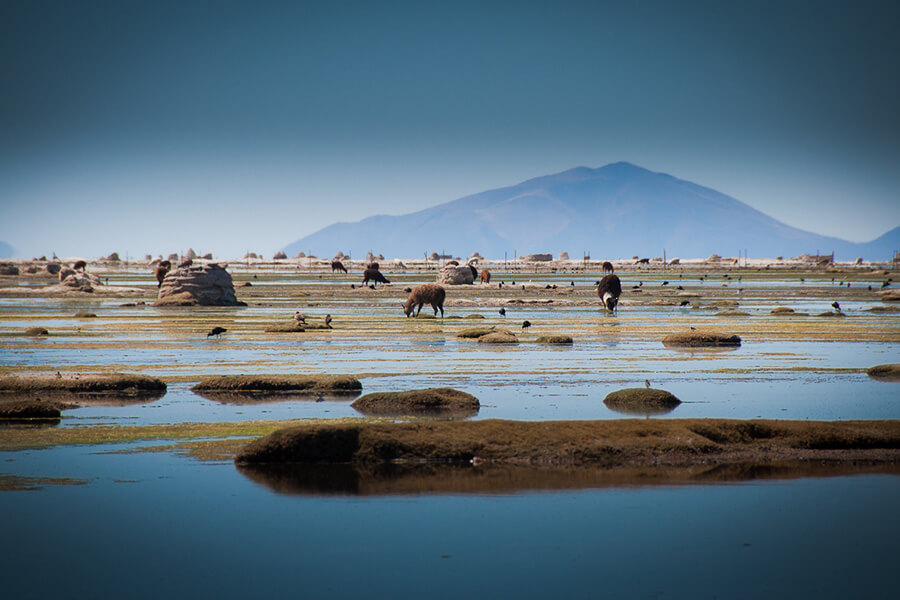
[403,284,446,318]
[602,261,614,273]
[480,270,491,284]
[331,260,348,273]
[72,260,87,272]
[362,263,389,286]
[178,258,193,269]
[155,264,170,287]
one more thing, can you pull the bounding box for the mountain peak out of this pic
[283,164,896,260]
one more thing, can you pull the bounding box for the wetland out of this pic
[1,258,898,599]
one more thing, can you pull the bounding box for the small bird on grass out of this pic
[679,300,690,306]
[324,314,332,327]
[831,301,842,312]
[207,326,227,338]
[294,312,307,323]
[499,308,506,316]
[522,320,531,330]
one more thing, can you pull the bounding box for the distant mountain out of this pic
[283,162,898,261]
[0,241,13,258]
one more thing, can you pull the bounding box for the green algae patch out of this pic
[0,419,350,452]
[603,388,681,415]
[0,475,88,492]
[351,387,479,417]
[867,364,900,382]
[235,418,900,466]
[662,330,741,348]
[536,335,574,344]
[192,374,362,395]
[0,372,166,396]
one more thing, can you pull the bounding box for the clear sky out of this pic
[1,0,898,259]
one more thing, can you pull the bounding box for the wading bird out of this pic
[207,326,227,338]
[522,320,531,330]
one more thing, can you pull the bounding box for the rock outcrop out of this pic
[155,263,246,306]
[437,264,475,285]
[521,253,553,262]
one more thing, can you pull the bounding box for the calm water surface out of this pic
[1,447,897,600]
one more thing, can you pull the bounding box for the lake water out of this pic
[1,446,897,599]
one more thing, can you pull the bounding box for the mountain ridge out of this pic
[283,163,898,261]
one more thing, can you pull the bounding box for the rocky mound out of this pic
[0,399,61,420]
[603,388,681,415]
[155,263,246,306]
[867,364,900,382]
[191,374,362,395]
[662,330,741,347]
[351,387,480,417]
[235,419,900,466]
[436,264,475,285]
[0,373,166,395]
[536,335,574,344]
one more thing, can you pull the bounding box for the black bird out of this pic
[868,285,873,291]
[207,326,227,338]
[882,281,890,288]
[511,281,515,285]
[831,301,841,312]
[522,320,531,330]
[324,314,332,327]
[679,300,690,306]
[404,287,412,293]
[350,284,356,289]
[676,285,684,290]
[498,282,503,289]
[499,308,506,316]
[570,281,575,286]
[661,281,668,286]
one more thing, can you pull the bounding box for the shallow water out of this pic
[0,446,897,600]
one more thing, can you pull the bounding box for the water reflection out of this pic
[236,461,900,497]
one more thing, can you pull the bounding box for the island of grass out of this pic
[235,418,900,467]
[0,372,166,396]
[191,374,362,395]
[350,387,479,417]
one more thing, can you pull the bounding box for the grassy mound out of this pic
[192,374,362,394]
[264,323,306,332]
[603,388,681,416]
[662,330,741,347]
[73,312,97,318]
[536,335,574,344]
[867,364,900,382]
[478,331,518,344]
[0,373,166,395]
[770,307,795,314]
[235,418,900,466]
[714,310,750,317]
[456,327,496,339]
[351,387,479,417]
[24,327,49,336]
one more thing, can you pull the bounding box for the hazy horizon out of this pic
[2,0,899,258]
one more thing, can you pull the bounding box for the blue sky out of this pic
[1,0,898,259]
